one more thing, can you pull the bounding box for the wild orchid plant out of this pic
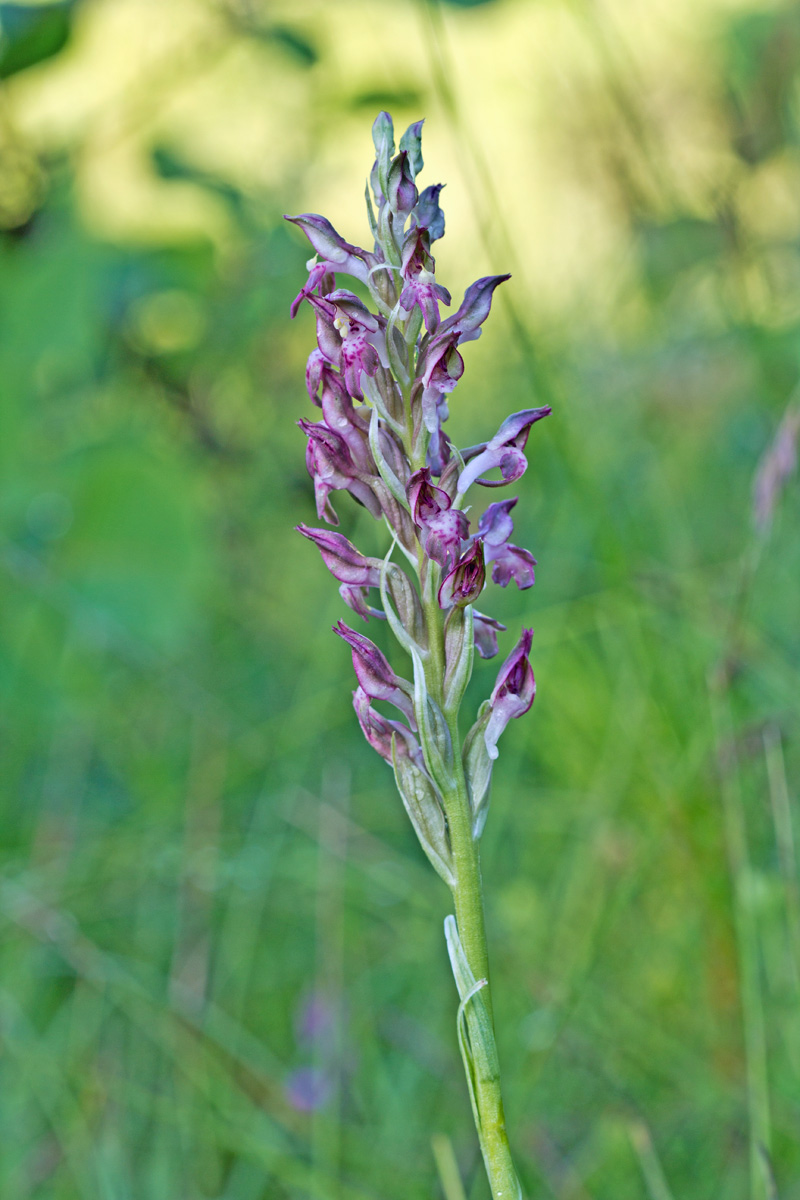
[286,112,549,1199]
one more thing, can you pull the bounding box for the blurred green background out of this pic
[1,0,799,1197]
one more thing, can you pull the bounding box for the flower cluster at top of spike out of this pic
[286,113,549,810]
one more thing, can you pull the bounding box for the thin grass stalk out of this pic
[709,686,771,1200]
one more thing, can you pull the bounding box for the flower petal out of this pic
[484,628,536,759]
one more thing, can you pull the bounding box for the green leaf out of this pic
[410,643,455,795]
[0,2,75,80]
[368,406,409,509]
[265,25,317,67]
[443,917,499,1130]
[378,544,427,657]
[392,738,454,887]
[462,700,493,838]
[232,16,318,67]
[443,604,473,715]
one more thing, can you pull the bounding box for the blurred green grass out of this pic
[0,1,799,1198]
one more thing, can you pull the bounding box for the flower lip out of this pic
[407,467,468,569]
[290,260,328,320]
[472,610,507,659]
[476,498,536,590]
[406,467,451,524]
[477,498,518,546]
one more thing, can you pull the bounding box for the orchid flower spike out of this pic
[287,113,550,1200]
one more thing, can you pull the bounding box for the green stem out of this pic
[395,306,521,1198]
[423,591,522,1200]
[446,742,520,1199]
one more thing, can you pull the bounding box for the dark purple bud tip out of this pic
[414,183,445,241]
[387,151,418,217]
[296,525,381,586]
[441,274,511,338]
[333,621,415,726]
[284,214,371,284]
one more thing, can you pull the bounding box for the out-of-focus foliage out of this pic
[0,1,798,1198]
[0,1,77,80]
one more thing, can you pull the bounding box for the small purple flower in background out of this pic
[753,402,800,533]
[285,1066,332,1114]
[286,112,549,1197]
[285,992,340,1114]
[295,992,335,1045]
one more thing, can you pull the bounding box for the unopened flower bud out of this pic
[438,539,486,609]
[387,151,418,218]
